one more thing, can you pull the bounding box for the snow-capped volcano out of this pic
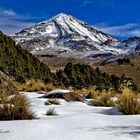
[12,13,140,59]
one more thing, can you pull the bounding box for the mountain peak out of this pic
[39,13,71,25]
[55,13,70,17]
[51,12,73,21]
[13,13,122,58]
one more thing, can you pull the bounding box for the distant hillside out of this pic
[0,31,51,81]
[96,57,140,89]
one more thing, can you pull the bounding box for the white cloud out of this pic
[0,17,35,35]
[94,23,140,38]
[2,10,16,16]
[130,29,140,37]
[0,9,35,35]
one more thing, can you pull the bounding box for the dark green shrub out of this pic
[16,75,26,83]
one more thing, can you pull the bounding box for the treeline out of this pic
[54,63,137,91]
[0,31,51,82]
[117,58,131,65]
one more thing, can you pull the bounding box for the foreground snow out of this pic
[0,92,140,140]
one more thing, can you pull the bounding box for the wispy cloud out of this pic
[94,23,140,38]
[0,8,36,35]
[2,9,16,16]
[0,17,35,35]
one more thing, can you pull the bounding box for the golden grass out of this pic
[0,93,35,120]
[73,88,89,96]
[118,88,140,115]
[71,87,100,99]
[93,93,115,107]
[15,79,57,92]
[73,87,115,99]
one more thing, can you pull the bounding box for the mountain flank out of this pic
[12,13,140,63]
[0,31,51,81]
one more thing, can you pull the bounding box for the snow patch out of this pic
[0,92,140,140]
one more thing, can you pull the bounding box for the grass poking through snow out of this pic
[46,108,57,116]
[93,93,115,107]
[0,93,35,120]
[118,88,140,115]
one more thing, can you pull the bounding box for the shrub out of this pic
[46,108,57,116]
[47,99,60,105]
[16,75,26,83]
[117,58,130,65]
[93,93,115,107]
[0,93,35,120]
[118,88,140,115]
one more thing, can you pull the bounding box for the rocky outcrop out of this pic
[40,89,85,102]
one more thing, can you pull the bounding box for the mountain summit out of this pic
[12,13,140,60]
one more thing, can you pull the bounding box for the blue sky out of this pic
[0,0,140,39]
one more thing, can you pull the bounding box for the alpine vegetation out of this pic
[0,93,35,120]
[118,89,140,115]
[46,107,57,116]
[0,32,51,82]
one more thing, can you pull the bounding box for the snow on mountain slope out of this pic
[116,37,140,54]
[12,13,140,59]
[12,13,122,58]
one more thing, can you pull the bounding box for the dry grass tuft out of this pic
[73,88,89,96]
[46,108,57,116]
[86,88,100,99]
[0,92,35,120]
[93,93,115,107]
[118,88,140,115]
[15,80,57,92]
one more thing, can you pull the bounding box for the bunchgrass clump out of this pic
[46,108,57,116]
[118,88,140,115]
[15,80,57,92]
[86,88,99,99]
[0,93,35,120]
[93,93,115,107]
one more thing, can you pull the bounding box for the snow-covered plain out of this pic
[0,92,140,140]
